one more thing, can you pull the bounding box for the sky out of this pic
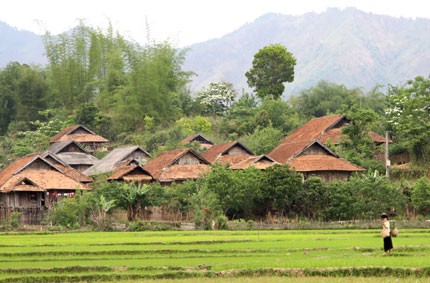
[1,0,430,47]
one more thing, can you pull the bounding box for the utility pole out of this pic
[385,131,390,178]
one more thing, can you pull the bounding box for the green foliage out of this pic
[411,177,430,215]
[176,116,212,135]
[257,164,303,216]
[197,82,236,115]
[241,126,282,155]
[385,75,430,163]
[295,177,329,219]
[324,171,405,220]
[291,80,362,119]
[245,44,296,100]
[47,191,94,228]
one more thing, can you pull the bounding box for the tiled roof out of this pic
[158,164,211,182]
[108,164,153,182]
[281,114,345,144]
[0,154,88,192]
[181,134,214,145]
[47,140,90,154]
[287,154,365,172]
[368,131,390,144]
[54,163,93,184]
[320,128,390,145]
[84,146,150,176]
[50,125,108,143]
[267,140,311,164]
[55,152,99,166]
[230,155,278,170]
[143,148,210,180]
[201,141,254,163]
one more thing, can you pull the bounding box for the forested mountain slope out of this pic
[0,21,46,66]
[183,8,430,95]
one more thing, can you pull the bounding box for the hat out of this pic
[381,213,388,219]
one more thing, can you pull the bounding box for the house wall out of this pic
[302,144,328,155]
[71,164,92,172]
[303,171,351,182]
[73,128,90,135]
[126,151,150,165]
[63,143,84,153]
[176,153,201,165]
[0,192,43,208]
[27,159,52,170]
[227,146,251,156]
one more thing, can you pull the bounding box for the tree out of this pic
[257,164,302,216]
[245,44,296,100]
[291,80,362,119]
[411,177,430,215]
[197,82,236,115]
[241,126,282,155]
[385,75,430,163]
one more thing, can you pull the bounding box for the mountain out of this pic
[0,21,46,67]
[183,8,430,96]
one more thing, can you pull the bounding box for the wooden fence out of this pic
[0,207,45,225]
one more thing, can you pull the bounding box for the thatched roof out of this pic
[50,125,108,144]
[84,146,151,176]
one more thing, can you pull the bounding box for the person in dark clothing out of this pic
[381,213,393,255]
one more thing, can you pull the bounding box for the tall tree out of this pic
[385,75,430,162]
[197,81,236,116]
[245,44,296,100]
[291,80,362,119]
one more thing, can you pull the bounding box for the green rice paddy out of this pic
[0,229,429,282]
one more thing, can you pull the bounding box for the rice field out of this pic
[0,229,429,282]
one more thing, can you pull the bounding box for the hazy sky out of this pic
[1,0,429,47]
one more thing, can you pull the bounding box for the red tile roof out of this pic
[368,131,390,144]
[108,164,153,182]
[0,154,88,193]
[181,134,214,145]
[201,141,254,163]
[320,128,390,145]
[287,154,365,172]
[143,148,210,181]
[50,125,108,144]
[159,164,211,182]
[281,114,345,144]
[230,155,279,170]
[267,140,311,164]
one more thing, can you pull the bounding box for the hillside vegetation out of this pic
[184,8,430,95]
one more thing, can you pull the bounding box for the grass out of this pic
[0,229,429,282]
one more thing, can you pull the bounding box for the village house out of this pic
[201,141,278,170]
[46,140,99,172]
[202,141,254,164]
[143,148,211,185]
[229,155,279,170]
[0,153,91,224]
[50,124,109,151]
[268,115,367,181]
[84,146,151,177]
[107,163,153,184]
[180,134,214,149]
